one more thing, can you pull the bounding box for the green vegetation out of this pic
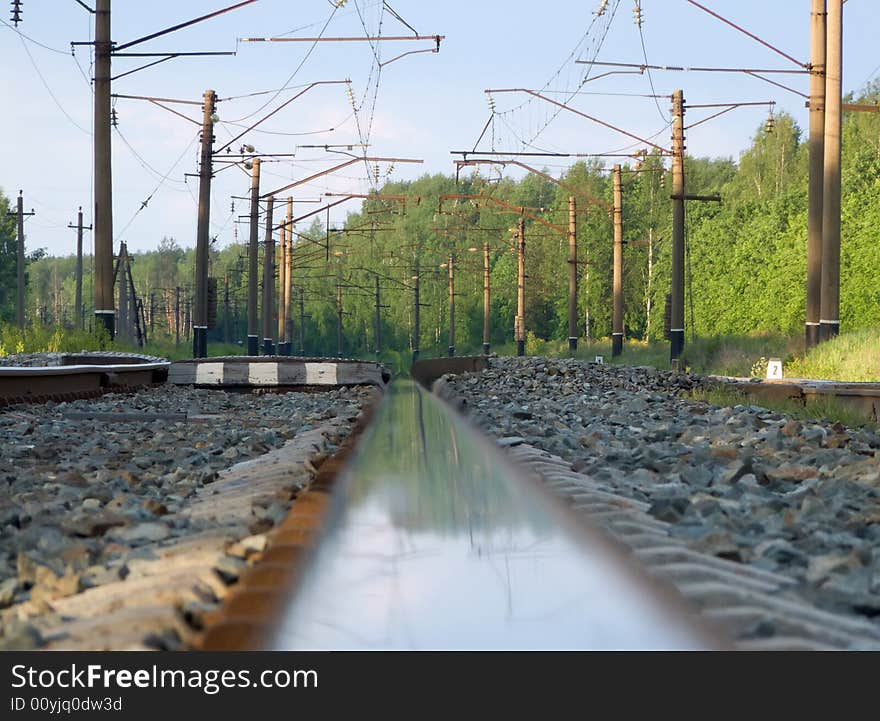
[786,327,880,381]
[691,384,877,431]
[0,323,110,357]
[4,84,879,371]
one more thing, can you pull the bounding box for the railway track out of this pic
[2,352,879,650]
[0,352,169,406]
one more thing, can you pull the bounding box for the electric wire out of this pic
[114,130,200,243]
[227,3,341,123]
[636,5,669,122]
[17,34,91,135]
[0,18,69,54]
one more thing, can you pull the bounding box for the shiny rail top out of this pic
[269,381,717,650]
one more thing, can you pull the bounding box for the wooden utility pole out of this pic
[247,158,261,355]
[516,217,526,357]
[149,291,155,335]
[567,196,578,353]
[283,197,293,355]
[261,195,275,355]
[820,0,842,342]
[412,259,420,363]
[806,0,826,350]
[68,207,90,330]
[93,0,114,338]
[117,242,130,343]
[670,89,686,363]
[193,89,216,359]
[125,254,143,347]
[482,240,491,355]
[447,254,455,357]
[612,164,624,357]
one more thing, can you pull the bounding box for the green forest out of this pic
[3,86,878,368]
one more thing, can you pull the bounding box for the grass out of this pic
[0,323,111,356]
[785,327,880,381]
[691,383,877,430]
[487,327,880,383]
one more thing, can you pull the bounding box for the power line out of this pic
[114,130,200,243]
[17,34,91,135]
[0,18,68,54]
[228,3,342,123]
[636,6,668,123]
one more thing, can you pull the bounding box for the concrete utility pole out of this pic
[447,254,455,357]
[482,240,491,355]
[516,217,526,357]
[175,286,181,345]
[568,196,578,353]
[670,89,686,363]
[298,287,305,355]
[184,292,190,343]
[412,259,420,364]
[15,192,25,329]
[193,89,216,359]
[374,274,382,357]
[261,195,275,355]
[336,280,343,358]
[283,197,293,355]
[223,275,230,343]
[820,0,842,342]
[93,0,114,338]
[8,191,34,329]
[247,158,261,355]
[68,207,90,330]
[612,164,624,357]
[806,0,826,350]
[277,211,287,351]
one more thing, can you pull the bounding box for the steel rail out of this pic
[247,380,720,650]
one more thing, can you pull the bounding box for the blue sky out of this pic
[1,0,877,257]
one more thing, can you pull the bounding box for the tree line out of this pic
[5,84,878,362]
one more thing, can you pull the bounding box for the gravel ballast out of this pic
[0,384,374,649]
[436,356,880,626]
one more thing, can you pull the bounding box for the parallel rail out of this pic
[711,375,880,421]
[0,354,169,405]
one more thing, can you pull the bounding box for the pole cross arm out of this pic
[262,157,423,198]
[671,193,721,202]
[454,158,611,213]
[485,88,672,155]
[439,194,567,234]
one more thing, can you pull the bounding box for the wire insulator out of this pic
[596,0,608,17]
[10,0,22,26]
[633,1,643,28]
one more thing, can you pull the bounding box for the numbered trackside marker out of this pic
[766,358,783,379]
